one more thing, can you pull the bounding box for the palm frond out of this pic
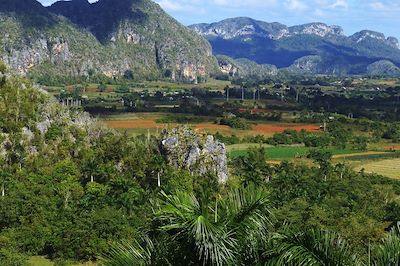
[219,185,273,261]
[155,190,236,266]
[100,237,153,266]
[265,228,359,266]
[372,222,400,266]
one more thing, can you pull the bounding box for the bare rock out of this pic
[160,127,229,184]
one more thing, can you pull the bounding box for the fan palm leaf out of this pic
[372,222,400,266]
[265,227,359,266]
[155,186,273,265]
[100,237,153,266]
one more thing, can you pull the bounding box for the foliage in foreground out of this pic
[0,67,399,265]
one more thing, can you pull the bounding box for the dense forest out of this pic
[0,63,399,265]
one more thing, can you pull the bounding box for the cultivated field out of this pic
[227,144,362,160]
[101,113,320,137]
[355,158,400,179]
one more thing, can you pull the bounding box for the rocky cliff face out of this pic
[190,18,344,40]
[160,127,228,184]
[0,0,217,82]
[217,55,278,79]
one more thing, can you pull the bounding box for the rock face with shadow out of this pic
[160,127,229,184]
[0,0,217,82]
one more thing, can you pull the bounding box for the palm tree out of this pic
[371,222,400,266]
[264,227,360,266]
[100,186,272,265]
[154,185,273,265]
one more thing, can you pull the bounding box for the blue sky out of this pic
[39,0,399,39]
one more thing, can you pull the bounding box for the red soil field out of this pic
[104,120,230,131]
[253,124,320,134]
[384,145,400,151]
[104,119,320,135]
[66,85,114,93]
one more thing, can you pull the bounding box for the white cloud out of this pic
[368,1,400,11]
[157,0,190,11]
[329,0,348,9]
[284,0,307,11]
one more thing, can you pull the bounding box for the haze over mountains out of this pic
[0,0,399,81]
[190,17,400,77]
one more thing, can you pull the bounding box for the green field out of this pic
[228,144,363,160]
[342,152,400,161]
[355,158,400,179]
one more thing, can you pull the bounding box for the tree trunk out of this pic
[157,172,161,187]
[90,175,94,183]
[64,191,70,209]
[1,184,4,197]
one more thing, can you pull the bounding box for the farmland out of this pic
[228,145,363,160]
[101,113,320,137]
[354,158,400,179]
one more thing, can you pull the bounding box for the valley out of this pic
[0,0,399,265]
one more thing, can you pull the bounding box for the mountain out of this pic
[190,17,400,76]
[367,60,400,76]
[0,0,217,83]
[216,55,278,79]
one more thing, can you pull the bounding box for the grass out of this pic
[341,152,400,161]
[228,145,363,160]
[355,158,400,179]
[29,257,53,266]
[28,256,97,266]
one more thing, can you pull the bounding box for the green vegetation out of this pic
[228,145,362,160]
[0,0,217,85]
[0,63,399,266]
[217,117,251,130]
[155,115,207,124]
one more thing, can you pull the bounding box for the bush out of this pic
[218,117,251,130]
[0,248,27,266]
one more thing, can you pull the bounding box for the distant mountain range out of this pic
[0,0,216,83]
[0,1,399,82]
[190,17,400,77]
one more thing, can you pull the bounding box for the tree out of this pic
[124,70,134,80]
[352,136,369,151]
[98,83,107,93]
[53,160,83,208]
[152,186,271,265]
[234,147,273,186]
[308,150,332,181]
[334,163,347,180]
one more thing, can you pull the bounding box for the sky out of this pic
[38,0,399,39]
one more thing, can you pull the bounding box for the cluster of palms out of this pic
[101,186,400,266]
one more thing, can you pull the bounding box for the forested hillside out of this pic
[0,0,217,84]
[0,64,399,265]
[190,17,400,76]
